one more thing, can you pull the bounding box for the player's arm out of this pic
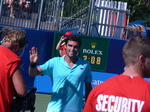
[83,88,93,112]
[85,83,92,102]
[28,47,42,76]
[29,66,42,76]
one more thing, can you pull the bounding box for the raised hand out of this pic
[60,36,67,42]
[29,47,39,64]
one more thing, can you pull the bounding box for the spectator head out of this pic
[1,28,28,54]
[122,37,150,77]
[0,26,16,38]
[63,32,73,36]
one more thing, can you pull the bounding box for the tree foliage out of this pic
[116,0,150,26]
[62,0,89,17]
[44,0,150,26]
[62,0,150,26]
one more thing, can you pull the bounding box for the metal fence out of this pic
[87,0,130,39]
[0,0,90,34]
[0,0,130,39]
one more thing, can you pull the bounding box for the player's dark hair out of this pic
[65,35,82,47]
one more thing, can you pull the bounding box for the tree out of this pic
[116,0,150,26]
[63,0,89,17]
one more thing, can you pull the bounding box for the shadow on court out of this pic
[26,93,51,112]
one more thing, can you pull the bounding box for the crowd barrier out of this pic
[89,0,130,39]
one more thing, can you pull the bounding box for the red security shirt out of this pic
[84,75,150,112]
[0,46,21,112]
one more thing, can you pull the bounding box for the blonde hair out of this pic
[2,28,27,48]
[1,26,16,37]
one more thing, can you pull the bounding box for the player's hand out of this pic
[29,47,39,64]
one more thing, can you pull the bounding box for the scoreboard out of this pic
[79,35,109,72]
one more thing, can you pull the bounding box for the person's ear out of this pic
[139,55,145,65]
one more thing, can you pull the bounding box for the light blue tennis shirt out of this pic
[39,55,92,112]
